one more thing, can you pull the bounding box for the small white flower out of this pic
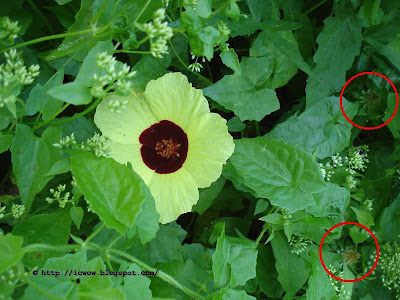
[11,203,25,219]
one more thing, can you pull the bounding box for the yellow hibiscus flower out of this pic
[94,73,235,224]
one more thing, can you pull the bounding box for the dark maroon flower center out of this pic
[139,120,188,174]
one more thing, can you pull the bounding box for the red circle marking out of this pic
[319,221,379,282]
[340,72,399,130]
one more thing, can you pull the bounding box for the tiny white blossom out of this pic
[11,203,25,219]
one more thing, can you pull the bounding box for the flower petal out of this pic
[184,113,235,188]
[109,142,154,184]
[143,73,210,131]
[148,169,199,224]
[94,93,158,144]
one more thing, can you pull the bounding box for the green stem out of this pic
[113,50,151,54]
[255,223,268,247]
[304,0,329,15]
[204,2,230,21]
[1,28,95,53]
[33,103,70,130]
[83,223,105,245]
[360,176,397,185]
[108,248,205,300]
[168,41,213,85]
[24,244,80,253]
[134,0,152,24]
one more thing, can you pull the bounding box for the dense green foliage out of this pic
[1,0,400,299]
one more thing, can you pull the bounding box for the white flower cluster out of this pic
[46,184,70,208]
[142,8,173,58]
[90,52,136,102]
[183,0,198,6]
[289,236,311,255]
[328,264,351,299]
[218,22,231,38]
[0,49,40,107]
[0,265,29,288]
[54,133,111,158]
[0,16,20,45]
[373,243,400,297]
[11,203,25,219]
[188,53,205,73]
[319,145,369,189]
[281,209,292,226]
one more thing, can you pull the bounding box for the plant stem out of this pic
[304,0,329,15]
[108,248,205,300]
[255,223,268,247]
[360,176,396,185]
[168,41,213,85]
[33,103,70,131]
[83,223,105,245]
[134,0,152,24]
[1,28,95,53]
[113,50,151,54]
[24,244,81,253]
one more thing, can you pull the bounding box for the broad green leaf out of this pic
[58,116,97,143]
[364,10,400,48]
[23,251,117,299]
[350,225,369,243]
[70,150,152,234]
[254,199,268,215]
[75,40,114,86]
[377,193,400,241]
[212,223,257,288]
[227,116,246,132]
[246,0,280,23]
[339,264,354,299]
[0,234,25,274]
[220,49,241,74]
[226,137,326,213]
[259,30,313,78]
[11,125,63,210]
[259,213,282,224]
[363,0,384,26]
[383,93,400,138]
[45,158,71,176]
[307,183,350,217]
[192,176,226,214]
[306,16,362,108]
[25,69,64,121]
[213,288,257,300]
[132,54,171,91]
[47,82,92,105]
[203,57,280,121]
[70,206,84,230]
[195,0,212,18]
[306,246,336,300]
[351,207,374,227]
[130,186,160,244]
[0,132,13,154]
[123,264,152,300]
[256,244,283,298]
[266,96,358,159]
[271,232,310,294]
[12,209,71,268]
[250,30,302,89]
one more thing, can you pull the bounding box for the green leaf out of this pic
[364,10,400,48]
[377,193,400,241]
[24,251,118,299]
[383,93,400,138]
[12,209,71,268]
[259,30,314,78]
[351,207,374,227]
[256,244,283,298]
[350,225,369,243]
[75,40,114,86]
[0,132,13,154]
[212,223,257,288]
[363,0,384,26]
[195,0,212,18]
[47,82,92,105]
[220,49,241,74]
[306,16,363,107]
[271,231,310,294]
[25,69,64,121]
[254,199,268,215]
[0,234,25,274]
[339,264,354,299]
[132,54,171,91]
[45,158,71,176]
[70,206,84,230]
[227,116,246,132]
[203,57,280,121]
[259,213,282,224]
[307,183,350,217]
[225,137,326,213]
[69,150,153,234]
[266,96,359,159]
[250,30,301,89]
[123,264,152,299]
[214,288,257,300]
[192,176,226,214]
[306,246,336,300]
[11,125,63,210]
